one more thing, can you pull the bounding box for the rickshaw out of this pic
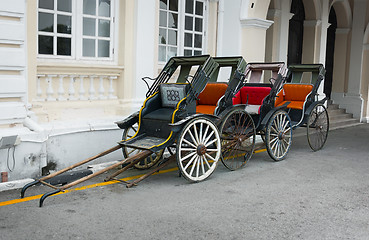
[215,62,291,166]
[21,55,223,206]
[276,64,329,151]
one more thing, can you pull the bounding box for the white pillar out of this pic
[134,0,157,109]
[345,0,367,119]
[278,0,293,64]
[240,18,273,62]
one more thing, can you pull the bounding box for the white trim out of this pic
[240,18,274,29]
[0,11,24,18]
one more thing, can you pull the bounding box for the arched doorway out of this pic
[287,0,305,65]
[324,7,337,99]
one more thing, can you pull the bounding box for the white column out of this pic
[318,0,329,64]
[134,0,156,109]
[240,18,274,62]
[345,0,367,119]
[278,0,293,64]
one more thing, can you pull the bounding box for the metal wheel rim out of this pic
[307,104,329,151]
[220,109,256,170]
[266,110,292,161]
[122,125,163,169]
[176,118,221,182]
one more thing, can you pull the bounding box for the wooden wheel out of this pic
[307,103,329,151]
[265,110,292,161]
[220,108,256,170]
[122,124,164,169]
[176,117,221,182]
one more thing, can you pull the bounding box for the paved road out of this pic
[0,124,368,240]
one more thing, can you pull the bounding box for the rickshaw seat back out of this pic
[159,83,187,108]
[142,84,188,122]
[196,82,228,115]
[232,86,271,114]
[275,83,313,110]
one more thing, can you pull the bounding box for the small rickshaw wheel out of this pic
[307,103,329,151]
[176,117,221,182]
[265,110,292,161]
[219,108,256,170]
[122,124,164,169]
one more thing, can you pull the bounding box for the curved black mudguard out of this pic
[260,102,290,127]
[304,97,328,119]
[115,111,139,129]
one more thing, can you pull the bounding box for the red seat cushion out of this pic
[233,86,271,105]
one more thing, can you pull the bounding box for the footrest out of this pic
[120,136,167,150]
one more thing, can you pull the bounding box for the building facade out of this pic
[0,0,368,181]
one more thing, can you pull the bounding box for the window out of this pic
[159,0,206,62]
[38,0,115,60]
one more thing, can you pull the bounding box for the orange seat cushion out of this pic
[196,83,228,114]
[196,105,216,115]
[275,84,313,110]
[276,101,305,110]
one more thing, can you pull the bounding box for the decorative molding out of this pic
[240,18,274,29]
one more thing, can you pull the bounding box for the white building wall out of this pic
[0,0,28,125]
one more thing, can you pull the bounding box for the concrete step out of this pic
[329,118,362,130]
[327,107,346,116]
[291,101,361,137]
[327,103,339,110]
[329,112,353,121]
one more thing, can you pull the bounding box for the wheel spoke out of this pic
[180,151,197,162]
[205,138,218,147]
[179,148,196,152]
[199,122,203,143]
[187,128,198,145]
[189,156,198,176]
[196,156,200,178]
[182,138,197,149]
[203,130,215,146]
[183,154,197,171]
[205,153,216,162]
[200,156,205,175]
[193,124,200,145]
